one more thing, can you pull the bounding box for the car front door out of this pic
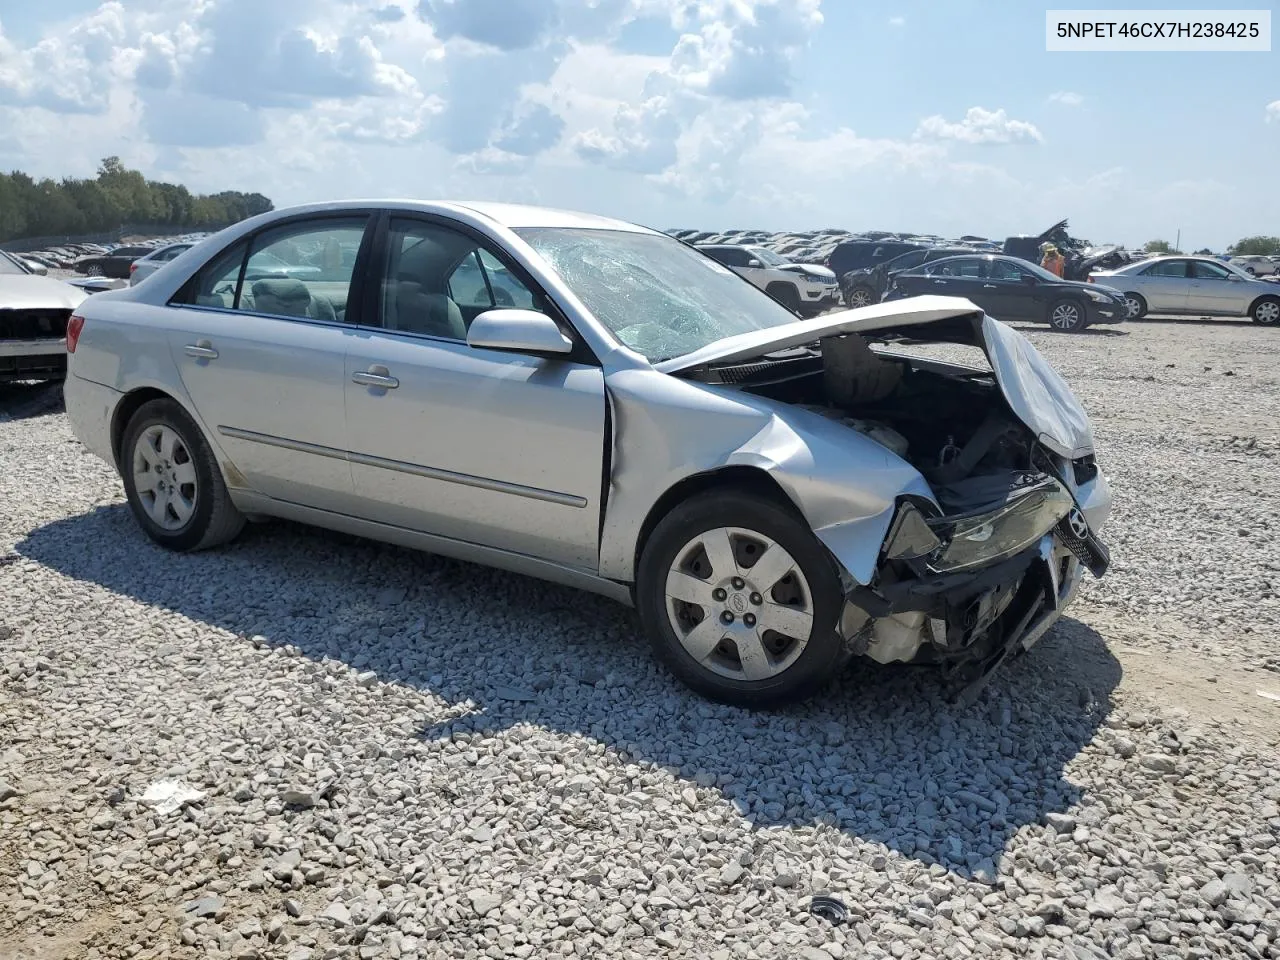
[1134,259,1191,313]
[165,214,371,512]
[343,215,607,571]
[977,258,1039,320]
[1187,260,1248,316]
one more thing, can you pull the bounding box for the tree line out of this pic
[0,157,273,243]
[1146,237,1280,257]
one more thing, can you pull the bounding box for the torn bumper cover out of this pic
[838,472,1110,689]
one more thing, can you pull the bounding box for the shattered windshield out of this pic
[516,227,800,362]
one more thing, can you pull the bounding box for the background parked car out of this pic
[886,254,1127,332]
[840,245,976,308]
[696,243,839,316]
[825,240,927,281]
[1089,255,1280,325]
[73,245,153,278]
[129,243,194,285]
[1227,255,1279,277]
[0,250,89,382]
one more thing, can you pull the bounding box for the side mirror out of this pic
[467,308,574,357]
[746,259,763,268]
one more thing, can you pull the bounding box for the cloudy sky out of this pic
[0,0,1275,250]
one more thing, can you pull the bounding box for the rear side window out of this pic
[929,258,983,278]
[1140,260,1187,278]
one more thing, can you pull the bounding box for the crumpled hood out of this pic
[658,294,1097,460]
[0,275,90,311]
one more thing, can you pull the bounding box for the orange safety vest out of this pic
[1041,253,1065,278]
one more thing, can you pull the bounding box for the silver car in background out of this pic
[63,201,1111,707]
[1090,255,1280,325]
[129,242,195,285]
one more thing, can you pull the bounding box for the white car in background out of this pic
[129,243,195,285]
[695,243,840,317]
[0,250,89,382]
[1090,255,1280,324]
[1228,255,1279,277]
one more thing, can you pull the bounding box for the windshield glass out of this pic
[516,227,800,362]
[0,252,29,276]
[748,246,789,267]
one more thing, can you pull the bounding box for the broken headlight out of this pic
[923,477,1074,573]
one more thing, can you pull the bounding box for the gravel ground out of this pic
[2,317,1279,960]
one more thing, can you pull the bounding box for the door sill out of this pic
[229,490,633,606]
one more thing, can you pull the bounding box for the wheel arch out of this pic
[109,386,235,484]
[633,466,801,581]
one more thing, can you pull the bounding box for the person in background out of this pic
[1040,243,1066,278]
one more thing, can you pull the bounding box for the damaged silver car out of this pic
[63,201,1111,707]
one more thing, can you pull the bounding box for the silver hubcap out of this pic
[849,290,871,307]
[664,527,814,682]
[1257,301,1280,324]
[1051,303,1081,329]
[1124,297,1142,319]
[132,425,197,531]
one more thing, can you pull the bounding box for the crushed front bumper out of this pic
[837,471,1111,699]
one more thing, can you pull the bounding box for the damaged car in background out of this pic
[62,201,1110,707]
[1,249,92,382]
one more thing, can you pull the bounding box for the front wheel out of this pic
[121,398,245,551]
[1048,298,1088,332]
[85,265,103,277]
[1251,296,1280,326]
[636,490,845,707]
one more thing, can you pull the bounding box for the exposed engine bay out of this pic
[683,324,1111,702]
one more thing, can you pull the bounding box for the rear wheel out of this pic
[122,399,245,551]
[765,282,801,314]
[1122,292,1147,320]
[85,264,103,277]
[636,490,845,707]
[1048,298,1088,332]
[845,285,876,308]
[1252,297,1280,326]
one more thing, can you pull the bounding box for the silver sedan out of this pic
[63,201,1112,707]
[1090,255,1280,325]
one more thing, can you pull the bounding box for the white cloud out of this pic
[1267,100,1280,122]
[914,107,1043,145]
[1049,91,1083,107]
[888,16,905,27]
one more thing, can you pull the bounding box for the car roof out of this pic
[257,199,657,235]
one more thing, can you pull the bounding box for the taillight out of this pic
[1086,275,1094,283]
[66,314,85,353]
[129,262,137,273]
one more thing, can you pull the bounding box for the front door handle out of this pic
[184,340,218,360]
[352,366,399,389]
[933,279,948,284]
[982,284,998,289]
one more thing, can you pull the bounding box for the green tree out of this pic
[1144,239,1181,254]
[1193,247,1215,256]
[0,157,274,243]
[1229,236,1280,256]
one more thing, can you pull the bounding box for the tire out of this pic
[1245,267,1257,276]
[765,282,801,314]
[1251,296,1280,326]
[85,264,103,277]
[844,285,876,308]
[1121,292,1147,321]
[121,398,245,551]
[636,489,845,708]
[1047,298,1088,332]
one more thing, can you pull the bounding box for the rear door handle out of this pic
[982,284,998,289]
[184,341,218,360]
[352,366,399,389]
[933,279,948,284]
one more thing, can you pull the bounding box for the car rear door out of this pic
[1133,259,1191,313]
[165,214,372,513]
[920,257,986,302]
[342,214,607,570]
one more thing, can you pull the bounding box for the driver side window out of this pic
[378,219,543,341]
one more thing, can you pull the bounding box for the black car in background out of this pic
[73,245,154,278]
[884,254,1127,332]
[825,240,927,280]
[840,245,977,307]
